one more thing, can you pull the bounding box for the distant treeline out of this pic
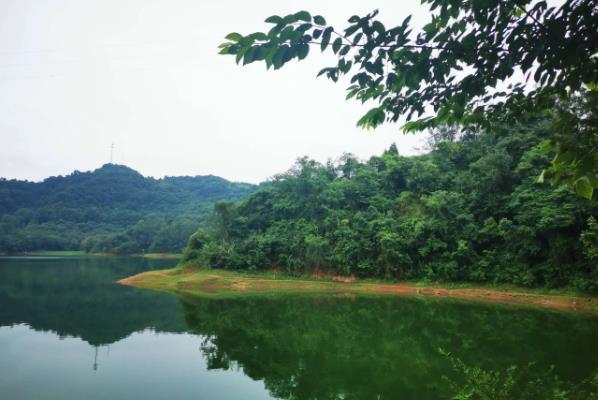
[0,164,257,254]
[183,122,598,292]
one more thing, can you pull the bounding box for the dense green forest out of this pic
[183,121,598,292]
[0,164,257,254]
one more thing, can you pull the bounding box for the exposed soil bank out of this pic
[118,268,598,314]
[139,253,182,259]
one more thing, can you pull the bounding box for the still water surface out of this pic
[0,256,596,399]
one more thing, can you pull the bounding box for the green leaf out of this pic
[284,45,296,62]
[345,24,359,36]
[243,46,256,65]
[264,45,278,69]
[313,15,326,25]
[298,43,310,60]
[283,14,298,24]
[225,32,243,42]
[332,38,342,54]
[235,47,246,64]
[248,32,267,41]
[575,177,594,200]
[265,15,283,24]
[280,26,296,41]
[553,151,573,166]
[353,33,363,45]
[401,117,433,132]
[273,46,288,69]
[294,11,311,22]
[317,67,330,77]
[321,27,333,51]
[267,24,284,38]
[297,23,312,33]
[372,21,385,36]
[252,46,265,61]
[346,88,359,100]
[357,107,385,129]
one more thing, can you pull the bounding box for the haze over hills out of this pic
[0,164,258,254]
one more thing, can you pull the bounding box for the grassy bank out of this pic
[118,267,598,314]
[140,253,182,259]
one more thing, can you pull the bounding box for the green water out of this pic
[0,257,596,399]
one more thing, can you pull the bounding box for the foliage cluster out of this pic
[183,122,597,292]
[441,350,598,400]
[219,0,598,198]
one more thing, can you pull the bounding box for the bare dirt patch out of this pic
[118,269,598,314]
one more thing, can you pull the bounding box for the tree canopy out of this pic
[219,0,597,198]
[0,164,257,254]
[182,121,598,292]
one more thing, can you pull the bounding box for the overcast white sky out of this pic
[0,0,432,183]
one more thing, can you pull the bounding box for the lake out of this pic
[0,256,596,399]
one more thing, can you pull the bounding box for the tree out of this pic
[219,0,598,198]
[182,228,209,262]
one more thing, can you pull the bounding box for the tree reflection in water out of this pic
[1,257,595,399]
[179,294,598,400]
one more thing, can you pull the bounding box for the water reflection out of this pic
[0,256,185,345]
[0,257,596,399]
[178,295,598,400]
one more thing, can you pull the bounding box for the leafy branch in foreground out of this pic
[440,348,598,400]
[218,1,597,198]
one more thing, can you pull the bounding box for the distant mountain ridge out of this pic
[0,164,258,253]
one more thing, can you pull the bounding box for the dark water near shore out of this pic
[0,256,596,399]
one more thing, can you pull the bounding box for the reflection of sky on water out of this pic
[0,324,271,400]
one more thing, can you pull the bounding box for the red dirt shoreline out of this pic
[118,268,598,314]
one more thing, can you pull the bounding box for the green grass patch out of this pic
[141,253,182,259]
[118,267,598,313]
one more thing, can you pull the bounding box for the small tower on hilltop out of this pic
[109,143,115,164]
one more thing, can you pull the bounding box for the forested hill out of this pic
[183,123,598,293]
[0,164,258,254]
